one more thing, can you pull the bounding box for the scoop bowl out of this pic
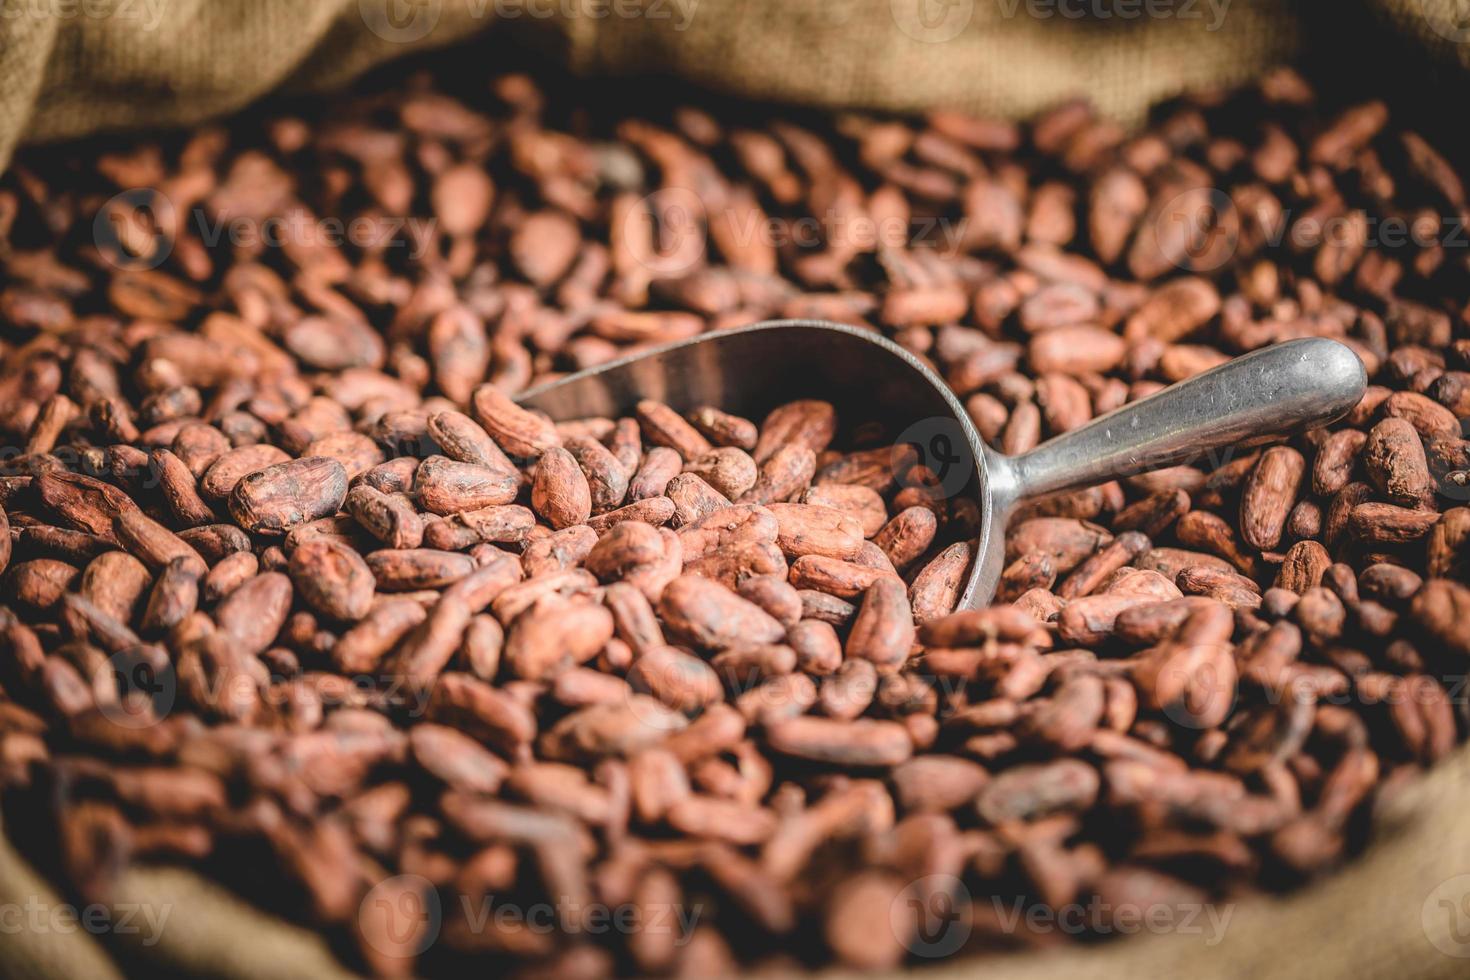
[517,319,1367,610]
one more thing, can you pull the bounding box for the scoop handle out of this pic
[995,338,1367,505]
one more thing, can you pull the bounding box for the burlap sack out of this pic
[3,1,1470,977]
[0,0,1466,174]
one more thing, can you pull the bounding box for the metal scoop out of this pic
[517,319,1367,611]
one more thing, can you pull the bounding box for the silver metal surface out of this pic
[518,320,1367,610]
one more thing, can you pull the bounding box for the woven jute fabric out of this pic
[0,0,1389,172]
[3,1,1470,977]
[10,0,1470,169]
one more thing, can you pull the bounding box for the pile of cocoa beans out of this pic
[1,61,1468,976]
